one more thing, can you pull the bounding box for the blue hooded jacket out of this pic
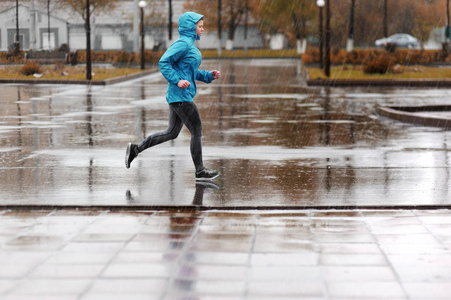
[159,12,214,104]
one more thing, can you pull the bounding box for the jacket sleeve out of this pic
[159,40,190,85]
[196,69,214,83]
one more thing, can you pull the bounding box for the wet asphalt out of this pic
[1,58,451,299]
[1,59,450,208]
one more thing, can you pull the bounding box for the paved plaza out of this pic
[1,208,451,299]
[1,59,451,299]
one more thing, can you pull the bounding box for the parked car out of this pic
[375,34,419,48]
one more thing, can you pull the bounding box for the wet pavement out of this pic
[1,59,450,207]
[0,208,451,299]
[1,59,451,299]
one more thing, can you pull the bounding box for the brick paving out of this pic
[1,208,450,299]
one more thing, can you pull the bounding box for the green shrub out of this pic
[21,61,42,76]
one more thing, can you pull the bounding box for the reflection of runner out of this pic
[125,181,220,205]
[192,181,221,206]
[125,12,220,181]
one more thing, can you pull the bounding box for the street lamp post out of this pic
[168,0,173,41]
[317,0,324,69]
[325,0,331,77]
[139,0,147,70]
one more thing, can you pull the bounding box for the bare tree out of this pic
[51,0,118,20]
[185,0,250,50]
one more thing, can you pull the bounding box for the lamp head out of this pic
[139,0,147,8]
[317,0,325,7]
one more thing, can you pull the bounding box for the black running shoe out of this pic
[125,143,138,169]
[195,167,220,181]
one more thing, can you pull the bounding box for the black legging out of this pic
[137,101,203,172]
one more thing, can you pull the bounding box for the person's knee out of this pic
[192,125,202,138]
[170,130,180,140]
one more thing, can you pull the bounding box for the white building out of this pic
[0,4,68,51]
[0,0,262,52]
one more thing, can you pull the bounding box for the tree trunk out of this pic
[346,38,354,52]
[292,12,304,54]
[226,39,234,50]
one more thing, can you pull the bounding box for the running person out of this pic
[125,12,221,181]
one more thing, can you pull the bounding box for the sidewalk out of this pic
[1,208,450,299]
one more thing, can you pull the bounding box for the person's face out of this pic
[196,20,204,37]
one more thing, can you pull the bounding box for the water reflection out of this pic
[126,181,221,206]
[0,59,450,206]
[192,182,221,206]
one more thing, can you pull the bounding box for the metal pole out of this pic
[86,0,92,80]
[48,0,51,49]
[15,0,20,51]
[319,6,323,69]
[325,0,330,77]
[140,7,145,70]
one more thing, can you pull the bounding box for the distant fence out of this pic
[25,50,68,64]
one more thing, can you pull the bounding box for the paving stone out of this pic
[319,254,388,266]
[403,282,451,299]
[248,281,325,298]
[0,208,450,299]
[101,263,172,279]
[9,279,91,295]
[327,282,406,298]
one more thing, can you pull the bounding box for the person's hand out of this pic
[177,80,191,89]
[212,70,221,79]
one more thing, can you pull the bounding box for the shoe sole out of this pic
[195,173,220,181]
[125,143,132,169]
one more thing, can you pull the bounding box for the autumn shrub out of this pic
[299,48,317,64]
[53,61,65,71]
[0,51,25,63]
[21,60,42,76]
[112,51,135,64]
[332,49,347,63]
[302,48,450,65]
[363,53,396,74]
[397,50,424,64]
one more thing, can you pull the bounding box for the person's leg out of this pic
[125,104,183,168]
[170,102,204,172]
[171,102,220,181]
[137,104,183,152]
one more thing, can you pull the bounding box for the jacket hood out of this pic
[178,12,204,40]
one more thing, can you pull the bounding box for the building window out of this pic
[7,29,30,50]
[39,28,58,50]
